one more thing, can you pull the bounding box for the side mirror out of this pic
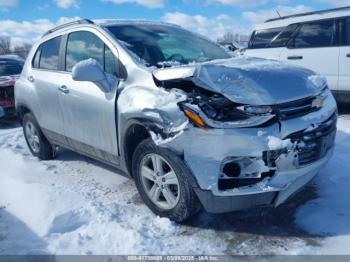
[72,59,111,92]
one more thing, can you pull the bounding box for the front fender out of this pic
[117,85,189,146]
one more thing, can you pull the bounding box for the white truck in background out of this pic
[244,6,350,104]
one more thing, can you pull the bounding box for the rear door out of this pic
[280,19,340,93]
[339,17,350,96]
[29,36,66,144]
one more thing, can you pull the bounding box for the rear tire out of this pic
[23,113,56,160]
[132,139,201,223]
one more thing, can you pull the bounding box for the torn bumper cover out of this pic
[195,149,333,213]
[159,90,337,213]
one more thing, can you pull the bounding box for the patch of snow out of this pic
[0,127,227,255]
[153,66,196,81]
[267,136,292,150]
[1,115,350,255]
[295,116,350,254]
[257,130,267,137]
[149,115,189,146]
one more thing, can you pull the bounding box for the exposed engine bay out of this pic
[154,78,254,122]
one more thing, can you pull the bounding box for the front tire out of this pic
[132,139,201,223]
[23,113,56,160]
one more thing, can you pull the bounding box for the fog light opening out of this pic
[223,162,241,178]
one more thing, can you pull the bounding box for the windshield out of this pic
[0,61,23,76]
[107,24,231,67]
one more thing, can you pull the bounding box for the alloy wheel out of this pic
[140,153,180,210]
[25,121,40,154]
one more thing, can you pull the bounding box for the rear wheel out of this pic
[23,113,56,160]
[132,139,201,222]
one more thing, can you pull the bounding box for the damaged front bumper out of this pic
[194,149,333,213]
[160,90,337,213]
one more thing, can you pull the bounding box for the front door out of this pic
[58,30,120,163]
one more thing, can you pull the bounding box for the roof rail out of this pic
[265,6,350,23]
[42,19,95,37]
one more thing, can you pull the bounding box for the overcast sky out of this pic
[0,0,347,45]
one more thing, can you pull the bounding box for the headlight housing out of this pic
[180,93,275,129]
[180,103,275,129]
[236,105,273,116]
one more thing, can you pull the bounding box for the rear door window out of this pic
[248,27,285,49]
[291,19,336,48]
[39,36,62,70]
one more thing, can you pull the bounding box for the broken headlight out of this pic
[195,95,250,122]
[198,95,273,122]
[181,93,275,129]
[236,105,273,116]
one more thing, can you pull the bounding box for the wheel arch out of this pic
[16,103,33,124]
[121,119,153,177]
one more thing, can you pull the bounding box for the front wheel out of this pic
[132,139,201,223]
[23,113,56,160]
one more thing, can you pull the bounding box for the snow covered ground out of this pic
[0,115,350,255]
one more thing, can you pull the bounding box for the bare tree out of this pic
[0,36,11,55]
[217,32,250,47]
[218,32,235,43]
[13,43,32,59]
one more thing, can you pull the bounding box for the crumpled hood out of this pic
[153,57,326,105]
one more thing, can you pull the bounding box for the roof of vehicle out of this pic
[97,19,181,28]
[254,6,350,30]
[42,19,181,38]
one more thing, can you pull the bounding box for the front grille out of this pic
[275,96,319,120]
[288,113,337,165]
[0,86,14,101]
[263,113,337,167]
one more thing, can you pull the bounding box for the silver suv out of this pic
[15,19,337,222]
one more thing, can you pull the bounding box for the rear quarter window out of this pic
[32,47,41,68]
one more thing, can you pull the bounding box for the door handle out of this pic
[27,76,34,83]
[347,54,350,58]
[58,85,69,94]
[288,56,303,60]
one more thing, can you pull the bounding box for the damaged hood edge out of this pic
[153,58,326,106]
